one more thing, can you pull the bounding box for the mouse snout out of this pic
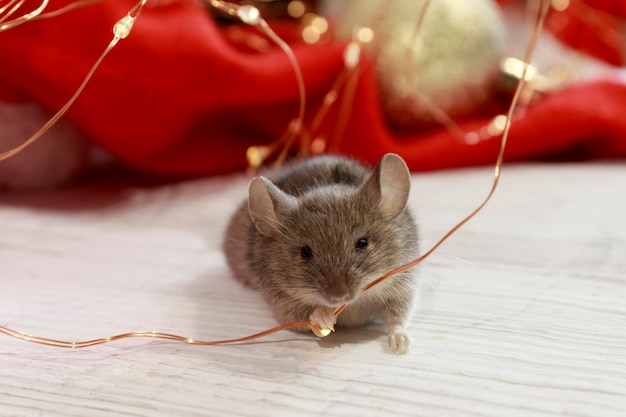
[322,281,356,306]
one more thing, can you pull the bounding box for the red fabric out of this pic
[497,0,626,66]
[545,0,626,66]
[1,0,626,177]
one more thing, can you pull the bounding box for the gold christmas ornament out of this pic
[336,0,507,128]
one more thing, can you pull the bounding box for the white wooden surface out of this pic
[1,163,625,417]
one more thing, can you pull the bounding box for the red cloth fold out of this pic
[1,0,625,177]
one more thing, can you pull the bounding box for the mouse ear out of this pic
[248,176,297,237]
[361,153,411,220]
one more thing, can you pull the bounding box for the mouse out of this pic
[222,153,419,354]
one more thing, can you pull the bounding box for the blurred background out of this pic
[1,0,625,190]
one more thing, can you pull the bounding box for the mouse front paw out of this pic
[388,327,412,355]
[309,306,337,333]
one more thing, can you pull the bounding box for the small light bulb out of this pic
[287,1,306,18]
[113,15,135,39]
[237,5,260,25]
[355,27,374,44]
[246,146,270,168]
[344,42,361,69]
[311,326,332,338]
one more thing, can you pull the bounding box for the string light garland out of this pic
[246,33,367,166]
[247,0,543,165]
[1,0,309,170]
[0,0,147,162]
[0,0,551,348]
[295,40,362,157]
[206,1,308,169]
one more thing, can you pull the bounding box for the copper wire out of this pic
[0,0,100,29]
[35,0,100,20]
[298,70,347,155]
[0,0,25,24]
[0,322,314,348]
[1,0,551,349]
[327,58,362,153]
[256,17,306,167]
[0,44,115,161]
[0,0,45,30]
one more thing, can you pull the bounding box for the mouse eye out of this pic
[355,237,368,250]
[300,245,313,260]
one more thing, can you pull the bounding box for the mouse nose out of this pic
[326,293,352,304]
[321,276,356,306]
[324,283,355,305]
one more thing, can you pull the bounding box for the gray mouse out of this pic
[222,153,419,354]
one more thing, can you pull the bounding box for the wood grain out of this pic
[1,163,625,417]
